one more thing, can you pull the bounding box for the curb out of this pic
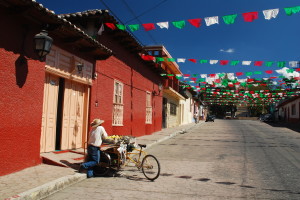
[8,173,86,200]
[6,123,200,200]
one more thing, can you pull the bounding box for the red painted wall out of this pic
[0,8,45,176]
[0,49,45,176]
[89,34,162,137]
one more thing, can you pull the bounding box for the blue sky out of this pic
[38,0,300,83]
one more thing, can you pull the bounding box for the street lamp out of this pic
[34,30,53,60]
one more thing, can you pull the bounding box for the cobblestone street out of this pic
[45,120,300,200]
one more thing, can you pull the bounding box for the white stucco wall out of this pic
[278,97,300,121]
[180,90,194,125]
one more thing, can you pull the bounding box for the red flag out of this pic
[242,12,259,22]
[142,23,156,31]
[215,79,221,83]
[184,74,190,77]
[270,77,277,79]
[105,23,117,30]
[188,18,201,28]
[254,61,263,66]
[220,60,229,65]
[188,59,197,63]
[236,72,243,76]
[296,68,300,72]
[265,70,273,74]
[210,74,216,78]
[247,79,254,82]
[141,54,155,61]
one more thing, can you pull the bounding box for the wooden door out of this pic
[40,73,59,152]
[60,80,86,150]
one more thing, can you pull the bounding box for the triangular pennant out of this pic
[263,9,279,20]
[188,18,201,28]
[242,12,259,22]
[128,24,140,32]
[116,24,126,30]
[172,20,186,29]
[105,23,117,30]
[204,16,219,26]
[142,23,156,31]
[222,14,237,24]
[156,22,169,29]
[284,6,300,16]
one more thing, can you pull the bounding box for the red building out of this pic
[61,10,165,137]
[0,0,111,176]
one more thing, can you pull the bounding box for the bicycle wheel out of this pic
[141,154,160,181]
[93,152,111,176]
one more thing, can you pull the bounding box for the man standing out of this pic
[79,118,108,178]
[194,112,198,124]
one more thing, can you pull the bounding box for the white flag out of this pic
[97,23,105,35]
[263,9,279,20]
[204,16,219,26]
[210,60,218,64]
[289,61,298,68]
[156,22,169,29]
[242,61,251,65]
[177,58,186,63]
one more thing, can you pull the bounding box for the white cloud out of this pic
[220,48,235,53]
[276,67,300,78]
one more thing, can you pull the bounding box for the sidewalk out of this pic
[1,122,201,200]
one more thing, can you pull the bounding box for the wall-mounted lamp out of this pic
[77,63,84,73]
[152,83,163,96]
[34,30,53,60]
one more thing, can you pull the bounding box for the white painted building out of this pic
[277,96,300,122]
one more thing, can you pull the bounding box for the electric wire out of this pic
[124,0,168,24]
[120,0,159,45]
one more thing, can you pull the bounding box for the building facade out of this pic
[0,0,111,175]
[277,96,300,122]
[60,10,164,137]
[144,46,185,128]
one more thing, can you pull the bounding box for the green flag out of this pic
[284,6,300,16]
[230,60,240,66]
[254,71,262,75]
[116,24,126,30]
[172,20,186,29]
[246,72,253,76]
[128,24,139,32]
[167,58,175,62]
[265,61,273,67]
[155,57,164,63]
[222,14,237,24]
[200,59,208,64]
[277,61,286,67]
[286,68,295,73]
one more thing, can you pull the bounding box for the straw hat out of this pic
[91,118,104,128]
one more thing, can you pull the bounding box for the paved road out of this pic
[45,120,300,200]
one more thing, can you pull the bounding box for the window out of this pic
[112,80,123,126]
[291,104,296,115]
[170,103,177,115]
[146,92,152,124]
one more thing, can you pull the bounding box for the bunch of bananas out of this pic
[107,135,123,140]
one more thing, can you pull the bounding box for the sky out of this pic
[37,0,300,86]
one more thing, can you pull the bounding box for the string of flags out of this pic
[161,67,300,80]
[141,54,300,68]
[104,6,300,32]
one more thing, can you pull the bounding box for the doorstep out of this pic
[41,148,86,169]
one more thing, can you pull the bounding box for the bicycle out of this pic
[94,143,160,181]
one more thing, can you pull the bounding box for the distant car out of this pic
[205,115,214,122]
[260,114,274,122]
